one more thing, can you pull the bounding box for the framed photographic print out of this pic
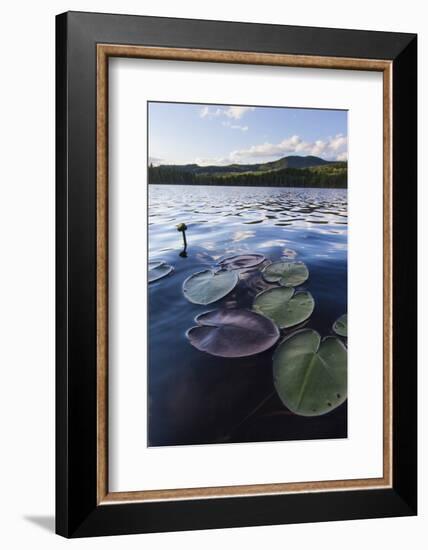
[56,11,417,537]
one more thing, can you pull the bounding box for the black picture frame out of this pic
[56,11,417,538]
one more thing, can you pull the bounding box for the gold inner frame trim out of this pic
[96,44,393,505]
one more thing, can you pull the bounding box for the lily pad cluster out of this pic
[183,256,316,350]
[149,251,348,418]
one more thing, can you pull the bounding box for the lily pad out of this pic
[219,253,265,270]
[253,287,314,328]
[187,309,279,357]
[333,314,347,337]
[148,260,174,283]
[183,269,238,305]
[262,260,309,287]
[273,329,347,416]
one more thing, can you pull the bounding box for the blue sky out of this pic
[148,102,347,166]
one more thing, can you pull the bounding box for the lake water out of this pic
[148,184,347,446]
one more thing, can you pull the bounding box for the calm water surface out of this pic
[148,184,347,446]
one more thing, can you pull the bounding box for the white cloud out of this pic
[227,134,347,163]
[199,105,255,120]
[193,134,347,166]
[199,106,223,118]
[329,134,348,152]
[194,156,234,166]
[199,106,210,118]
[222,121,248,132]
[223,106,255,119]
[148,156,164,166]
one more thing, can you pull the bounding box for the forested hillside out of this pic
[148,156,347,188]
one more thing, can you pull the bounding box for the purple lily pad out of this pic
[219,253,265,270]
[186,309,279,358]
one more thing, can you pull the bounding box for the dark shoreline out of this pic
[148,181,347,189]
[148,162,347,189]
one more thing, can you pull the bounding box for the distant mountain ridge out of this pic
[148,155,347,189]
[152,155,332,175]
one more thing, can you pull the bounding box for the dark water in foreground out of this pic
[148,184,347,446]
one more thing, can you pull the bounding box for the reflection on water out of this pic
[148,185,347,446]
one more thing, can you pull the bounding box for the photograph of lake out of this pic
[147,102,348,447]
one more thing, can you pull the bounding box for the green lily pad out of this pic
[148,260,174,283]
[273,329,347,416]
[253,287,314,328]
[333,314,347,337]
[187,309,279,357]
[262,260,309,287]
[219,253,265,270]
[182,269,238,305]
